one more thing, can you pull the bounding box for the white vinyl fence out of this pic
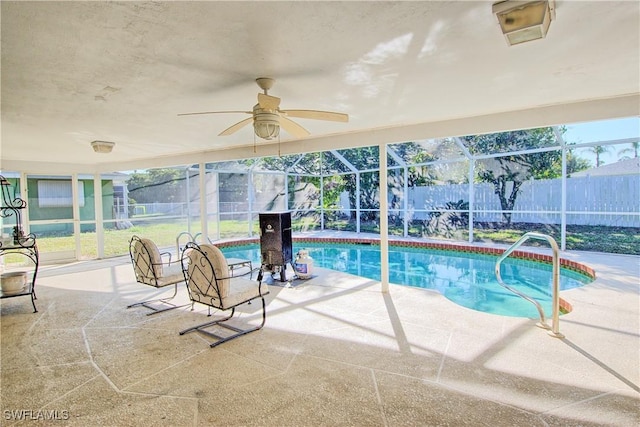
[407,175,639,227]
[132,175,639,228]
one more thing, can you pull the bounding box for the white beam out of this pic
[6,94,636,175]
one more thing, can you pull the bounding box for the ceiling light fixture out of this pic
[90,140,115,153]
[252,106,280,140]
[493,0,555,46]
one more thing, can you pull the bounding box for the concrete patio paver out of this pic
[1,246,638,426]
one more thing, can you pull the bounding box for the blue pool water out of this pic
[221,242,592,318]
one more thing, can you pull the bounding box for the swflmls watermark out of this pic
[3,409,70,421]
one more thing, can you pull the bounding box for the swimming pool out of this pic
[219,240,593,318]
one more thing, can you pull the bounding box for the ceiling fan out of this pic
[178,77,348,140]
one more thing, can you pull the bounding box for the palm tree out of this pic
[618,141,639,160]
[588,145,611,167]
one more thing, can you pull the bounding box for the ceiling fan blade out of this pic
[219,117,253,136]
[280,109,349,122]
[279,116,310,138]
[178,110,251,116]
[257,93,281,110]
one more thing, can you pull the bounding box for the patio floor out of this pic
[1,242,638,426]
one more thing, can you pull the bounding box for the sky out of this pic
[564,116,640,167]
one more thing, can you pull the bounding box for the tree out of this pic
[406,151,438,186]
[325,147,380,222]
[246,133,594,229]
[390,143,438,186]
[328,145,454,223]
[618,141,639,160]
[127,168,188,204]
[587,145,612,167]
[565,148,592,175]
[255,154,323,213]
[463,127,585,225]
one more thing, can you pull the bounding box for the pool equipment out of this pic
[258,212,293,282]
[294,250,313,279]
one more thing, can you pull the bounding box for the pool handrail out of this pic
[176,231,215,255]
[176,231,195,255]
[495,232,564,338]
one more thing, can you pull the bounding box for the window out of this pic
[37,180,85,207]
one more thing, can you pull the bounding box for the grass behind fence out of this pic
[19,220,640,262]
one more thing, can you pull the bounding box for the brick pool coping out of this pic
[215,236,596,280]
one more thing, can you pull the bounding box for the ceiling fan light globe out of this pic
[254,122,279,140]
[253,109,280,140]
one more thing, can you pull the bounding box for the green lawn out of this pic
[25,219,640,260]
[470,224,639,255]
[33,220,258,259]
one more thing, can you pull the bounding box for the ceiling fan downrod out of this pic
[255,77,275,94]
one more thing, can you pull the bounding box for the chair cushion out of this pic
[184,243,268,310]
[184,244,227,303]
[187,273,268,310]
[134,237,163,278]
[132,240,152,284]
[220,278,268,309]
[156,263,184,287]
[198,244,230,298]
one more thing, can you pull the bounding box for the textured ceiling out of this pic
[1,1,639,173]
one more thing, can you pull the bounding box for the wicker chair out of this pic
[180,242,269,347]
[128,235,187,315]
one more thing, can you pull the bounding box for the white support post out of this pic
[553,126,568,251]
[199,163,208,242]
[19,173,29,235]
[320,175,325,230]
[247,171,253,236]
[185,168,191,232]
[215,171,221,240]
[468,160,475,243]
[560,144,567,251]
[379,143,389,293]
[72,174,81,260]
[454,136,475,243]
[94,173,104,259]
[403,166,409,237]
[284,171,289,211]
[356,171,361,233]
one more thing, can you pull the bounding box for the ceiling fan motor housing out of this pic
[253,105,280,140]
